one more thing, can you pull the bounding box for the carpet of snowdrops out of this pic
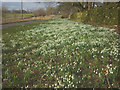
[2,19,119,88]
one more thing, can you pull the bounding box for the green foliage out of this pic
[71,3,118,25]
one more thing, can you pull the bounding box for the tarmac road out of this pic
[1,19,51,29]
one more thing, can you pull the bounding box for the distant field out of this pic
[2,13,33,24]
[3,13,33,19]
[2,13,56,24]
[2,19,119,88]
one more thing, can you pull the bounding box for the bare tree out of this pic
[34,8,46,17]
[57,3,78,18]
[46,6,56,15]
[2,6,8,13]
[2,6,9,18]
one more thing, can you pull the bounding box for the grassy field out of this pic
[2,13,33,24]
[2,13,33,19]
[2,19,119,88]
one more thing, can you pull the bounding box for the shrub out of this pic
[71,3,118,25]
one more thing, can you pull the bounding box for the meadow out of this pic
[2,19,119,88]
[3,13,33,19]
[2,13,33,24]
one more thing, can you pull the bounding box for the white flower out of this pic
[101,56,104,58]
[80,62,82,64]
[110,64,112,66]
[99,73,101,77]
[106,65,110,69]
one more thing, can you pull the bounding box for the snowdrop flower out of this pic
[99,73,101,77]
[101,56,104,58]
[106,65,110,69]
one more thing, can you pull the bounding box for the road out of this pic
[1,19,51,29]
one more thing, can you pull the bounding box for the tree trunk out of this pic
[88,2,90,10]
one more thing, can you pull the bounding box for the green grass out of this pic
[2,13,33,20]
[2,19,119,88]
[2,20,48,34]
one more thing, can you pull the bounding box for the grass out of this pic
[2,13,34,24]
[2,13,33,20]
[2,20,49,34]
[2,19,119,88]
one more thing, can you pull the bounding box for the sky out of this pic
[1,1,108,11]
[2,2,58,11]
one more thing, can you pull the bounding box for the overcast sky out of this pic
[1,1,105,11]
[2,2,58,11]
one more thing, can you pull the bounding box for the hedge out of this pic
[71,3,118,25]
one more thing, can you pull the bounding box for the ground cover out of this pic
[2,19,119,88]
